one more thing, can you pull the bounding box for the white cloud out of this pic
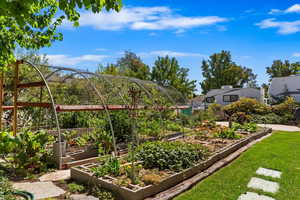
[138,50,206,58]
[268,9,281,15]
[46,54,108,66]
[64,6,227,32]
[95,48,107,51]
[292,52,300,57]
[256,18,300,34]
[286,4,300,13]
[269,4,300,15]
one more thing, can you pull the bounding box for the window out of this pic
[205,96,215,103]
[223,95,239,102]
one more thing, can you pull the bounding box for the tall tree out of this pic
[200,50,257,94]
[0,0,122,70]
[151,56,196,98]
[116,51,151,80]
[266,60,300,80]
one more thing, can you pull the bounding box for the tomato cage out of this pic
[0,60,190,169]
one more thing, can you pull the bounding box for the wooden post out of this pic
[13,61,19,136]
[0,71,3,130]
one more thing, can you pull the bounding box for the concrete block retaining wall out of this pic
[71,128,272,200]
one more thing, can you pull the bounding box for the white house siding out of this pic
[269,75,300,103]
[206,88,261,106]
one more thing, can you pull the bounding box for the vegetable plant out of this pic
[214,127,240,139]
[135,141,206,171]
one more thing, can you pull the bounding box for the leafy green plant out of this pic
[0,130,54,174]
[135,141,206,171]
[90,186,116,200]
[67,183,86,193]
[92,156,120,177]
[214,127,240,139]
[0,176,16,200]
[232,122,257,132]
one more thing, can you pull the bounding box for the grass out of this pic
[175,131,300,200]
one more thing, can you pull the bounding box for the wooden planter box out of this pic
[71,128,272,200]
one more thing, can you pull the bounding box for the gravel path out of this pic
[216,122,300,132]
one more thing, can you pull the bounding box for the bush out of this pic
[0,130,54,174]
[252,113,293,124]
[272,97,297,116]
[223,98,268,116]
[214,127,240,139]
[0,176,16,200]
[135,141,206,171]
[231,112,252,124]
[207,103,224,120]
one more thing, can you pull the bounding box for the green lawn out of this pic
[175,131,300,200]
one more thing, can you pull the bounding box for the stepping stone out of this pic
[13,181,65,199]
[70,194,99,200]
[238,192,275,200]
[256,168,281,178]
[39,169,71,182]
[247,177,279,193]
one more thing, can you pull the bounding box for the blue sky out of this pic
[40,0,300,94]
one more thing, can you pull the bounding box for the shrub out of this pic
[135,141,206,171]
[0,130,54,174]
[272,97,297,116]
[68,183,86,193]
[252,113,293,124]
[207,103,224,120]
[0,176,16,200]
[231,112,252,124]
[223,98,268,116]
[214,127,240,139]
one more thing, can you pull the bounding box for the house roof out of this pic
[206,87,259,97]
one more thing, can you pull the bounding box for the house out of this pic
[204,85,262,107]
[269,75,300,103]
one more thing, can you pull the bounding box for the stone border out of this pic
[71,128,272,200]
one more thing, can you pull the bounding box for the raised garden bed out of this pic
[71,128,272,200]
[54,128,189,169]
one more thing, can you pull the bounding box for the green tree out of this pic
[266,60,300,80]
[0,0,122,69]
[116,51,151,80]
[151,56,196,98]
[98,64,120,76]
[200,50,257,94]
[98,51,151,80]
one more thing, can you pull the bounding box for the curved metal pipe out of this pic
[22,60,63,169]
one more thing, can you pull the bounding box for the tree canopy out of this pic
[0,0,122,70]
[99,51,151,80]
[266,60,300,80]
[200,50,257,94]
[151,56,196,98]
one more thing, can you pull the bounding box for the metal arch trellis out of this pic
[0,60,190,170]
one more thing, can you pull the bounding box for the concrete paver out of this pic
[256,168,281,179]
[39,169,71,182]
[13,181,65,199]
[238,192,275,200]
[247,177,279,193]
